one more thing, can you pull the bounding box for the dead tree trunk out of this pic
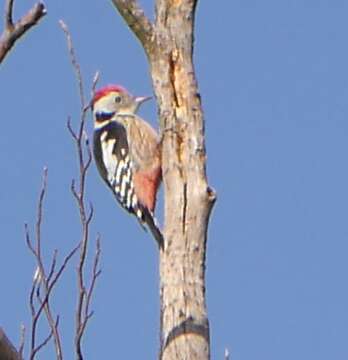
[112,1,216,359]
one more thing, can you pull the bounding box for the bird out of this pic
[91,85,163,248]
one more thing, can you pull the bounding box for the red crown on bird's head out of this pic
[92,85,128,105]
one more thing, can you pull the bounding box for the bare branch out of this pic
[60,21,101,360]
[48,243,80,293]
[25,170,79,360]
[67,116,78,141]
[77,237,101,341]
[18,324,25,359]
[0,1,46,63]
[85,237,102,319]
[70,179,80,203]
[25,223,36,259]
[31,169,63,359]
[92,71,100,94]
[59,20,85,111]
[86,202,94,225]
[35,167,48,272]
[46,250,58,284]
[26,241,79,360]
[110,0,153,51]
[31,327,54,359]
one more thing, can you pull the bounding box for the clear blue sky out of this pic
[1,0,348,359]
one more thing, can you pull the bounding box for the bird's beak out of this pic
[135,95,152,105]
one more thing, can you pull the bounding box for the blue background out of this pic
[1,0,348,359]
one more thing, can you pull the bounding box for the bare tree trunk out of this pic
[151,2,215,359]
[112,1,216,359]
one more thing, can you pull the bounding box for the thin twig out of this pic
[60,20,101,360]
[35,167,47,278]
[18,324,25,359]
[59,20,85,111]
[30,328,54,359]
[25,170,79,360]
[46,250,58,284]
[110,0,153,51]
[31,169,63,360]
[92,71,100,94]
[80,237,101,336]
[0,0,46,63]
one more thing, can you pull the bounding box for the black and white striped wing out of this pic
[93,122,144,222]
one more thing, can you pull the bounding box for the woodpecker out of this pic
[91,85,163,248]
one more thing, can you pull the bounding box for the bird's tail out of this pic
[142,210,164,250]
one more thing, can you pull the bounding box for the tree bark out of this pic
[111,1,216,358]
[0,328,21,360]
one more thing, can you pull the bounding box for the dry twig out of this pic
[25,169,79,360]
[18,324,25,359]
[0,0,46,63]
[59,20,101,360]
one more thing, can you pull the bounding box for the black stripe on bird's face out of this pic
[94,111,116,130]
[95,111,115,122]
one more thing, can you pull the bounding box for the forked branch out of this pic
[25,169,79,360]
[59,20,101,360]
[0,0,46,63]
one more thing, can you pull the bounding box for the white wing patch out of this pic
[100,131,108,142]
[101,138,117,184]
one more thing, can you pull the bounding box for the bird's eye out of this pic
[114,96,122,103]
